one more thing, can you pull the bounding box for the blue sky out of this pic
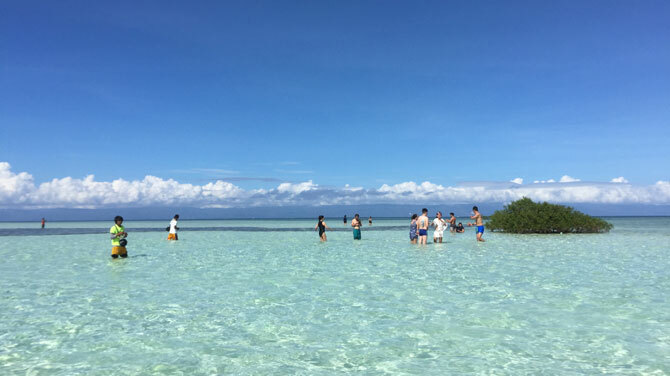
[1,1,669,209]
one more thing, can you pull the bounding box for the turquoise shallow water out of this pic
[1,217,669,375]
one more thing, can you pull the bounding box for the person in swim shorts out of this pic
[447,212,456,233]
[352,214,362,240]
[418,208,429,245]
[432,211,447,243]
[315,215,331,242]
[409,214,418,244]
[467,206,485,242]
[110,215,128,258]
[167,214,179,240]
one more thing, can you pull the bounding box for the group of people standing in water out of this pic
[409,206,485,244]
[108,214,180,258]
[315,213,366,241]
[108,208,484,258]
[315,206,486,243]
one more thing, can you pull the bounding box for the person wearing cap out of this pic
[110,215,128,258]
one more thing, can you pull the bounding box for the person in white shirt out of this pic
[432,211,447,243]
[168,214,179,241]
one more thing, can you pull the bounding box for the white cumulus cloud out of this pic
[1,162,669,208]
[559,175,581,183]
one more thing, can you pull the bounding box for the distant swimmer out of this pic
[315,215,331,242]
[343,215,347,225]
[467,206,485,242]
[167,214,179,241]
[41,217,45,229]
[447,212,456,233]
[352,214,362,240]
[110,215,128,258]
[456,222,465,233]
[418,208,429,245]
[368,216,372,226]
[409,214,418,244]
[432,211,447,243]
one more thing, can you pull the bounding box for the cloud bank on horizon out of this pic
[1,162,669,209]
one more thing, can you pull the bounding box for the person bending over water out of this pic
[418,208,429,245]
[456,222,465,233]
[467,206,485,242]
[110,215,128,258]
[409,214,418,244]
[315,215,331,242]
[352,214,362,240]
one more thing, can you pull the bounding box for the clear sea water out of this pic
[1,217,668,375]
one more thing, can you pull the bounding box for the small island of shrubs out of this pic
[486,197,613,234]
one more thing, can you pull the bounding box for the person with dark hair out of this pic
[456,222,465,233]
[409,214,418,244]
[41,217,45,229]
[314,215,331,242]
[343,215,347,226]
[468,206,485,242]
[447,212,456,232]
[418,208,429,244]
[368,216,372,226]
[432,211,447,243]
[110,215,128,258]
[168,214,180,240]
[352,214,362,240]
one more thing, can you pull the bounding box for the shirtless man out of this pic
[351,213,362,240]
[467,206,485,242]
[418,208,429,245]
[447,212,456,233]
[432,211,447,243]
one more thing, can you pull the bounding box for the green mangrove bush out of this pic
[486,197,613,234]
